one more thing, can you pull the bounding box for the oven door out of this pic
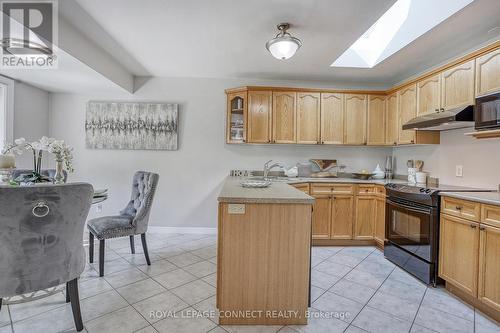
[386,198,436,262]
[475,93,500,130]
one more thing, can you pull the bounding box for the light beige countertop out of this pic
[218,177,314,204]
[217,177,408,204]
[440,191,500,206]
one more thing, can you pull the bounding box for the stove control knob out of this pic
[419,188,425,192]
[425,189,432,193]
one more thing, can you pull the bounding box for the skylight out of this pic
[331,0,474,68]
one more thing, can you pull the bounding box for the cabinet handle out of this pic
[242,139,246,143]
[268,140,271,143]
[440,108,445,112]
[470,224,477,229]
[455,206,462,211]
[479,226,486,231]
[410,140,415,144]
[435,109,439,113]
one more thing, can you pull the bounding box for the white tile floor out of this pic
[1,232,499,333]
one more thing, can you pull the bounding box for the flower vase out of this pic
[54,159,65,184]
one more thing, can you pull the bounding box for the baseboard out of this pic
[148,226,217,235]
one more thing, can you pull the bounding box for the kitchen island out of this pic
[217,177,314,325]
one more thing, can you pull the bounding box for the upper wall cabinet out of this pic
[398,84,417,145]
[441,59,475,110]
[476,48,500,97]
[367,95,386,145]
[272,91,296,144]
[417,74,441,116]
[320,93,344,145]
[226,91,247,143]
[297,93,320,144]
[247,91,272,144]
[385,93,398,145]
[344,94,367,145]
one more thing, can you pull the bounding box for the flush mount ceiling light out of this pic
[266,23,302,60]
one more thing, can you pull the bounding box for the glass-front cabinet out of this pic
[226,91,247,143]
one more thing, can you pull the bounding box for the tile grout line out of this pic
[408,285,429,333]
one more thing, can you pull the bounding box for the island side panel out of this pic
[217,202,312,325]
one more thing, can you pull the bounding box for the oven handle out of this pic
[386,198,433,215]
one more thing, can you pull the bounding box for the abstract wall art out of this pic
[85,101,178,150]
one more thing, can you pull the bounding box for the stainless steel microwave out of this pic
[475,92,500,130]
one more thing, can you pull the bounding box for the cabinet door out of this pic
[385,92,398,145]
[374,197,386,245]
[417,74,441,116]
[247,91,272,143]
[476,49,500,97]
[439,214,479,297]
[354,196,375,239]
[367,95,386,145]
[441,60,475,110]
[320,93,344,144]
[297,93,320,144]
[398,84,417,145]
[344,94,367,145]
[312,195,331,239]
[331,195,353,240]
[272,92,296,143]
[478,224,500,311]
[226,92,247,143]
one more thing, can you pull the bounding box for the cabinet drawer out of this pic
[481,204,500,228]
[375,185,386,196]
[441,197,481,221]
[310,183,353,195]
[291,183,310,194]
[357,185,377,195]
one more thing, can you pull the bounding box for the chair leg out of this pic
[130,235,135,254]
[89,233,94,263]
[141,233,151,266]
[65,282,70,303]
[99,239,105,277]
[67,278,84,332]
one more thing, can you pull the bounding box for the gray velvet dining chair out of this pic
[86,171,159,277]
[0,183,94,332]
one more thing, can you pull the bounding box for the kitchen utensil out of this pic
[385,156,393,179]
[415,160,424,171]
[407,160,414,168]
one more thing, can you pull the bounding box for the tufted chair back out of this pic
[120,171,159,234]
[0,183,93,297]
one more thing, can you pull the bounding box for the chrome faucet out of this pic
[263,160,284,180]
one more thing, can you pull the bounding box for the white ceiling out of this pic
[74,0,500,86]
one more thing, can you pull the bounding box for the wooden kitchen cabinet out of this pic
[441,60,475,110]
[476,48,500,97]
[320,93,344,144]
[272,91,296,143]
[354,196,375,240]
[417,74,441,116]
[374,195,386,247]
[331,195,354,239]
[344,94,367,145]
[385,92,398,145]
[291,183,310,194]
[478,223,500,312]
[439,214,480,297]
[226,91,247,143]
[367,95,386,145]
[398,84,417,145]
[312,195,331,239]
[247,91,272,143]
[297,93,320,144]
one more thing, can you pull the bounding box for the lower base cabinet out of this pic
[354,196,376,239]
[478,224,500,312]
[374,196,386,246]
[331,195,354,239]
[439,214,479,297]
[312,195,331,239]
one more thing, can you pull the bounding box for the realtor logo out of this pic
[0,0,58,69]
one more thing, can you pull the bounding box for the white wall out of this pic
[393,129,500,189]
[13,81,50,168]
[49,77,392,229]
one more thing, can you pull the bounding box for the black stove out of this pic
[384,183,487,286]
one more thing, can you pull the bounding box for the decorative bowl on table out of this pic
[352,170,375,180]
[241,180,271,188]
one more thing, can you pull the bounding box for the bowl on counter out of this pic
[352,171,375,180]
